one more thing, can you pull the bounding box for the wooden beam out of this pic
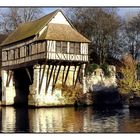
[64,64,70,85]
[45,64,50,94]
[25,68,32,84]
[73,65,77,85]
[45,65,54,94]
[54,64,61,85]
[6,70,12,87]
[74,65,81,87]
[62,65,66,85]
[39,64,41,84]
[51,65,57,93]
[6,70,9,86]
[52,65,57,85]
[39,65,46,94]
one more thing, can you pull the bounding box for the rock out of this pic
[93,87,122,106]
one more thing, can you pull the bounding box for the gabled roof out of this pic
[1,10,59,46]
[37,23,90,43]
[0,34,8,44]
[1,9,90,46]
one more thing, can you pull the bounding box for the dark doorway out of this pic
[13,66,33,106]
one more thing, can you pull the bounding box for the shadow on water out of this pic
[15,106,29,133]
[1,105,140,133]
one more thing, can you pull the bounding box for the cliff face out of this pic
[80,65,122,106]
[84,66,117,93]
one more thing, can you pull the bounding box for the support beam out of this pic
[45,64,50,94]
[6,71,12,87]
[62,65,66,85]
[25,68,32,84]
[52,65,57,85]
[39,65,46,94]
[75,65,81,87]
[54,64,61,85]
[45,65,54,94]
[73,65,77,85]
[64,64,70,85]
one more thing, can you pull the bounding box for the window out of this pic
[15,48,19,59]
[8,50,14,60]
[56,41,61,53]
[69,42,75,54]
[70,42,81,54]
[75,43,80,54]
[2,51,7,61]
[20,47,25,57]
[56,41,67,53]
[29,45,32,55]
[62,42,67,53]
[26,45,30,56]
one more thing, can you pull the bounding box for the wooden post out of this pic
[73,65,77,85]
[75,65,81,87]
[64,64,70,85]
[6,70,12,87]
[62,65,66,85]
[45,65,54,94]
[25,68,32,84]
[39,65,46,94]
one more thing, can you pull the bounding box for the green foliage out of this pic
[100,63,111,77]
[117,62,140,97]
[117,65,135,94]
[85,63,99,75]
[54,84,83,103]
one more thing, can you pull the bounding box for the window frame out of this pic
[56,41,61,53]
[56,41,68,54]
[61,41,67,53]
[69,42,81,54]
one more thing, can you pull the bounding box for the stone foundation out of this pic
[1,70,16,105]
[1,63,87,107]
[28,64,84,107]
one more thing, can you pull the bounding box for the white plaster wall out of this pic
[49,11,70,25]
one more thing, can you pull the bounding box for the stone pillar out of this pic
[28,64,86,107]
[82,64,94,105]
[28,64,40,106]
[1,70,16,105]
[82,64,86,94]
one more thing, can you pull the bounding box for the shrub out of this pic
[54,84,83,102]
[85,63,99,75]
[100,63,111,77]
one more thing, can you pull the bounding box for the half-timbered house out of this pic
[0,9,90,106]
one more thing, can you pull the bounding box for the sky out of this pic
[43,7,140,18]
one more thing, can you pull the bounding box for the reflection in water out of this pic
[1,107,16,133]
[28,107,84,132]
[1,106,140,132]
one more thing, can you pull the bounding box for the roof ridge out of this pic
[18,9,59,26]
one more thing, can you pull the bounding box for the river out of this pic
[0,106,140,133]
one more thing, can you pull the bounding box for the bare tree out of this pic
[125,12,140,60]
[66,8,121,65]
[0,8,44,34]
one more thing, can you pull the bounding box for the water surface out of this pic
[0,106,140,133]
